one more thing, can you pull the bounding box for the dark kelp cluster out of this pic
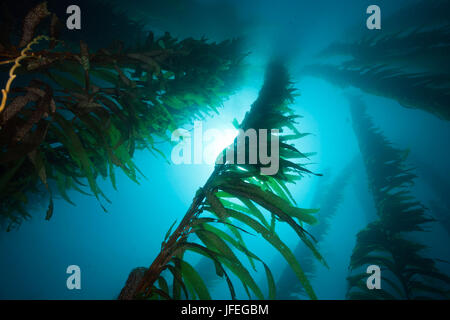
[118,62,326,300]
[276,160,354,299]
[0,2,245,230]
[303,0,450,121]
[346,96,450,300]
[0,0,146,50]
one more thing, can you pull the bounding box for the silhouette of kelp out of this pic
[276,160,354,299]
[346,96,450,300]
[0,2,246,230]
[118,62,327,300]
[303,0,450,121]
[302,64,450,121]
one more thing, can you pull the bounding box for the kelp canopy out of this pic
[303,0,450,121]
[347,96,450,300]
[0,2,246,230]
[119,61,327,300]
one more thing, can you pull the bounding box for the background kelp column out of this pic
[346,96,450,300]
[0,2,246,230]
[302,0,450,121]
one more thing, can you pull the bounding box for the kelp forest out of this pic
[0,0,449,301]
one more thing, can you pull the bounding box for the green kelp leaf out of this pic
[226,208,318,300]
[0,157,26,194]
[219,181,327,268]
[181,242,237,300]
[47,71,84,92]
[53,115,100,199]
[289,207,319,225]
[157,276,170,299]
[195,228,264,300]
[164,220,178,242]
[166,264,188,300]
[90,68,119,86]
[205,191,228,220]
[199,222,256,270]
[177,259,211,300]
[55,170,76,205]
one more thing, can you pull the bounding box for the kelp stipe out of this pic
[0,2,246,230]
[346,96,450,300]
[119,62,326,300]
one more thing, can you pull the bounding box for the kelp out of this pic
[303,0,450,121]
[406,154,450,236]
[0,2,246,230]
[346,96,450,300]
[276,159,355,299]
[118,61,326,300]
[319,27,450,74]
[0,0,146,50]
[302,64,450,121]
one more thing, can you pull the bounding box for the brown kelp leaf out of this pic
[13,87,51,142]
[49,13,61,49]
[27,149,47,185]
[19,2,50,47]
[113,64,135,88]
[0,90,39,123]
[0,121,49,165]
[45,198,54,220]
[127,53,161,75]
[27,148,54,221]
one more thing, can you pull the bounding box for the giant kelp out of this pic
[302,64,450,121]
[118,61,326,300]
[276,160,354,299]
[0,0,146,50]
[346,96,450,300]
[303,0,450,121]
[0,2,246,230]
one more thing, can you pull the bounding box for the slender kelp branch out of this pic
[133,168,221,297]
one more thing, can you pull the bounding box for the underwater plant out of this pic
[0,2,246,230]
[118,61,327,300]
[346,96,450,300]
[276,160,355,299]
[303,0,450,121]
[302,64,450,121]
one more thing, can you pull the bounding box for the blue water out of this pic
[1,0,449,299]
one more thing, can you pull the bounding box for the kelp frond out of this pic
[304,2,450,122]
[346,96,450,300]
[276,159,355,299]
[302,64,450,121]
[119,61,326,300]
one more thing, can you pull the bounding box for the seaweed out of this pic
[302,64,450,121]
[276,159,355,299]
[0,2,246,230]
[303,0,450,121]
[346,96,450,300]
[118,61,326,300]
